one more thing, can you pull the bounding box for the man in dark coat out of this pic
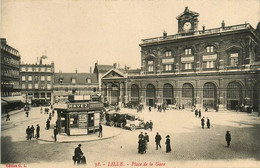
[46,119,50,130]
[31,125,35,138]
[138,137,146,154]
[155,132,162,150]
[74,144,83,165]
[207,118,211,129]
[148,106,151,112]
[36,124,40,139]
[6,113,10,121]
[165,135,171,153]
[195,109,198,118]
[201,117,205,129]
[198,110,201,118]
[26,126,31,140]
[26,111,29,117]
[149,120,153,131]
[225,131,231,147]
[54,127,58,142]
[98,123,103,138]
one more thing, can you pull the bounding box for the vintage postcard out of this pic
[1,0,260,168]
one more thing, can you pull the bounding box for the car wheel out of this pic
[120,123,125,128]
[110,121,114,127]
[130,125,136,131]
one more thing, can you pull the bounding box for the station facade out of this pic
[101,7,260,111]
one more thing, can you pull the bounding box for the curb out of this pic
[1,109,25,119]
[37,130,122,143]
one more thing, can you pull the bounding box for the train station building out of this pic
[101,7,260,111]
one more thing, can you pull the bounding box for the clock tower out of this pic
[176,7,199,34]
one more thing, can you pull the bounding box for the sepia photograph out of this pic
[1,0,260,167]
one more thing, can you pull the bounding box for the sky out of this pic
[1,0,260,73]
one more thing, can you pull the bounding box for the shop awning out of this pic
[2,96,26,103]
[1,100,8,106]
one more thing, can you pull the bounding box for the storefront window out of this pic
[70,114,79,128]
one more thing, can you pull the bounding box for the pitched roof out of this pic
[54,73,98,85]
[96,65,114,73]
[176,7,199,20]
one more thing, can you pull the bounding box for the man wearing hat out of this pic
[155,132,162,150]
[74,144,83,165]
[225,131,231,148]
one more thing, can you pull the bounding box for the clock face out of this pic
[184,22,191,31]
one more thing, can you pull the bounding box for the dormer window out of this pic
[207,46,214,53]
[165,51,171,57]
[72,78,76,84]
[59,78,63,84]
[86,78,91,83]
[185,49,192,55]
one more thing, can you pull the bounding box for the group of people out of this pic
[200,117,211,129]
[138,132,171,154]
[138,132,150,154]
[145,120,153,131]
[26,124,40,140]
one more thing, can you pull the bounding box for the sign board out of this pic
[162,58,174,64]
[68,103,89,109]
[89,103,104,109]
[181,56,194,62]
[78,114,88,129]
[203,54,217,61]
[67,102,103,111]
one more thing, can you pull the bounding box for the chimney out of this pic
[75,68,78,73]
[221,20,225,28]
[113,63,117,68]
[163,30,167,39]
[202,25,205,33]
[1,38,7,45]
[90,66,92,73]
[185,6,188,11]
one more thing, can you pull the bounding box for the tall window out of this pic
[21,67,26,72]
[28,67,32,72]
[28,76,32,81]
[147,60,154,72]
[35,83,39,89]
[22,76,26,81]
[86,78,91,83]
[165,51,171,57]
[183,63,192,69]
[203,61,215,68]
[47,84,51,90]
[22,84,26,89]
[185,48,192,55]
[230,53,238,66]
[47,76,51,81]
[47,67,52,72]
[72,78,76,84]
[41,76,45,81]
[28,84,32,89]
[206,46,214,53]
[59,78,63,84]
[164,64,172,71]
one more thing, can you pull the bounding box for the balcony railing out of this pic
[141,23,253,44]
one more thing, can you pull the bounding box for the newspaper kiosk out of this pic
[55,101,104,135]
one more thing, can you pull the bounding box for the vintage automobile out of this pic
[105,112,127,128]
[124,113,146,131]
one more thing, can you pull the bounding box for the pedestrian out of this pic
[49,113,52,120]
[54,126,58,142]
[182,104,185,109]
[26,126,31,140]
[40,107,43,114]
[46,119,50,130]
[198,109,201,118]
[6,113,10,121]
[225,131,231,147]
[51,104,53,109]
[201,117,205,129]
[98,123,103,138]
[195,109,198,118]
[144,132,149,150]
[205,106,208,112]
[149,120,153,131]
[207,117,211,128]
[149,106,151,112]
[73,144,83,165]
[138,132,144,139]
[36,124,40,139]
[165,135,171,153]
[235,105,239,112]
[215,106,219,112]
[25,110,29,117]
[138,137,146,154]
[155,132,162,150]
[31,125,35,138]
[52,109,55,117]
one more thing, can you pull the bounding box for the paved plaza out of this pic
[1,106,260,168]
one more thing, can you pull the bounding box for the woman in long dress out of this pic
[165,135,171,153]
